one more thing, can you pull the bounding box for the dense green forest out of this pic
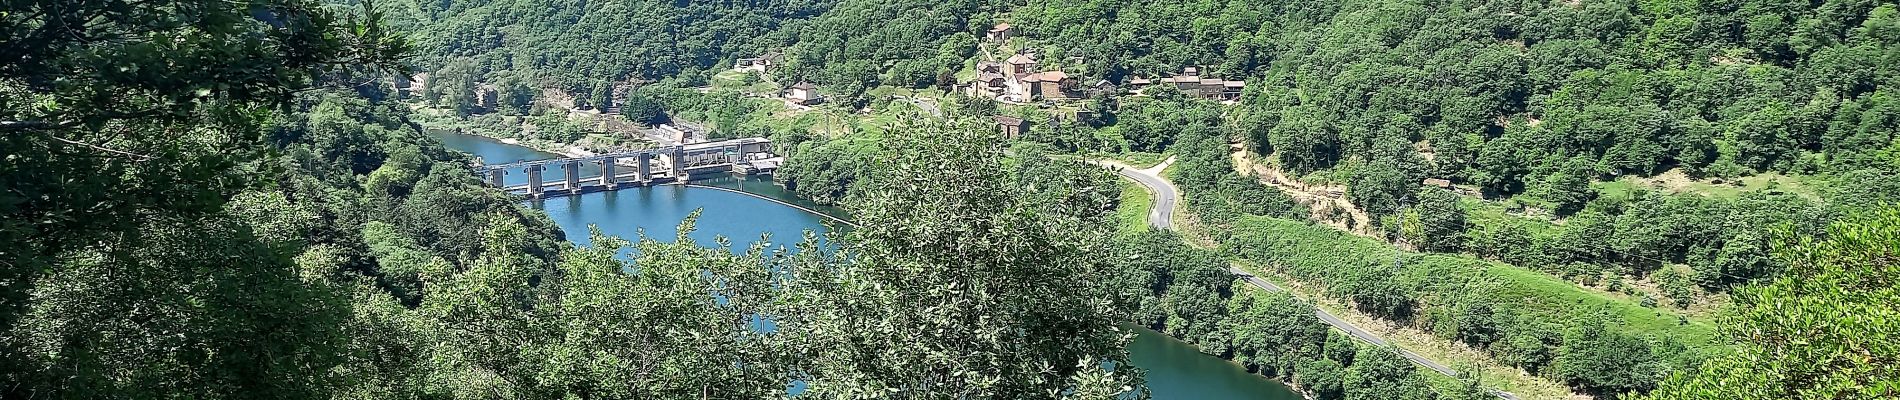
[714,0,1900,392]
[1146,89,1894,397]
[387,0,1000,108]
[8,0,1899,398]
[407,0,1900,197]
[1015,0,1900,181]
[1637,209,1900,399]
[390,0,816,105]
[405,0,1900,285]
[3,1,1152,398]
[420,0,1898,396]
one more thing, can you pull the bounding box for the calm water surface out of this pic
[435,130,1301,400]
[1128,326,1303,400]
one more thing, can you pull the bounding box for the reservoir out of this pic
[435,131,1302,400]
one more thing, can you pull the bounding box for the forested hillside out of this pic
[387,0,1002,107]
[386,0,820,108]
[1016,0,1899,182]
[383,1,1897,396]
[987,0,1900,301]
[1638,209,1900,400]
[3,1,1151,398]
[405,0,1899,209]
[11,0,1896,398]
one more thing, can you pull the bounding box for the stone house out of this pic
[736,53,782,74]
[785,81,823,105]
[994,115,1028,139]
[974,72,1007,96]
[1126,66,1245,101]
[392,73,428,98]
[986,23,1016,42]
[1220,81,1245,101]
[1021,71,1079,100]
[1087,79,1116,96]
[1126,77,1151,90]
[1004,53,1038,79]
[977,61,1002,74]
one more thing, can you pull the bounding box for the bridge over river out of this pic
[474,137,781,198]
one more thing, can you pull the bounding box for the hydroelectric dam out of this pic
[473,137,779,199]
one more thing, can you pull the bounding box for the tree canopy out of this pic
[1639,209,1900,400]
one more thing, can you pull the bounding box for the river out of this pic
[434,131,1302,400]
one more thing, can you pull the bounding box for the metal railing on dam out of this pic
[473,137,779,199]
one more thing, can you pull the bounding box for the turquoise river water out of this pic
[435,131,1301,400]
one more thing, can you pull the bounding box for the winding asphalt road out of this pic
[1096,157,1519,400]
[1092,158,1178,230]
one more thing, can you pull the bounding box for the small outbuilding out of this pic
[1126,77,1152,91]
[986,23,1016,42]
[977,61,1003,74]
[1221,80,1245,101]
[977,72,1007,88]
[785,82,823,105]
[736,53,783,73]
[993,115,1029,139]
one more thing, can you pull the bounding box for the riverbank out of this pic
[1095,155,1535,400]
[700,175,1310,399]
[438,130,1306,399]
[1109,188,1326,400]
[678,155,1307,400]
[421,123,595,159]
[1127,323,1306,400]
[411,104,647,160]
[703,173,1308,399]
[682,183,859,228]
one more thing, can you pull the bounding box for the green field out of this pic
[708,69,779,93]
[1480,259,1717,347]
[1222,215,1719,350]
[1597,169,1825,201]
[1106,151,1168,169]
[1115,179,1154,235]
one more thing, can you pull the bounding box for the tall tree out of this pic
[0,0,404,396]
[1403,187,1469,253]
[536,222,795,398]
[1342,345,1433,400]
[1553,312,1665,396]
[788,118,1145,399]
[1537,157,1598,216]
[1639,208,1900,400]
[1349,160,1412,218]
